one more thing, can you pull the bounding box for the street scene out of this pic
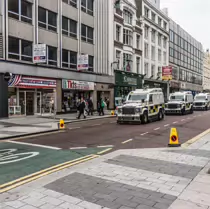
[1,0,210,208]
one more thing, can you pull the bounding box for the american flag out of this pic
[8,74,22,87]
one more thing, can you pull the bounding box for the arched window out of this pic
[123,9,132,24]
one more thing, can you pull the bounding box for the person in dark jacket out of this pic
[88,98,93,116]
[77,98,86,119]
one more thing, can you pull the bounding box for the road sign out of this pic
[168,128,180,147]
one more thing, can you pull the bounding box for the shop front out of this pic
[62,79,95,112]
[114,71,142,107]
[8,75,57,116]
[170,80,181,93]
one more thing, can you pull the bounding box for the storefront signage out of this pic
[123,76,137,85]
[77,54,89,70]
[8,74,56,88]
[162,66,172,81]
[33,44,46,64]
[62,80,95,90]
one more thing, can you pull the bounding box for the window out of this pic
[8,36,32,61]
[62,0,77,8]
[144,7,149,18]
[151,12,156,22]
[158,17,162,27]
[88,55,94,71]
[116,25,121,42]
[169,30,173,42]
[151,29,156,43]
[62,49,77,69]
[123,53,132,71]
[151,65,155,76]
[38,7,57,32]
[136,34,140,49]
[163,52,166,64]
[158,33,161,46]
[8,0,32,24]
[169,47,174,57]
[123,9,132,24]
[151,46,155,60]
[144,25,149,39]
[163,21,167,30]
[144,43,148,58]
[163,37,167,48]
[144,62,149,76]
[116,50,121,68]
[158,49,161,62]
[47,46,57,66]
[123,29,132,46]
[81,24,94,44]
[81,0,93,16]
[62,16,77,38]
[136,57,140,73]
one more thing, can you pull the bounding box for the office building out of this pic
[203,49,210,92]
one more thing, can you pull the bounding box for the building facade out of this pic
[203,50,210,92]
[141,0,170,99]
[169,19,203,95]
[0,0,115,117]
[113,0,143,106]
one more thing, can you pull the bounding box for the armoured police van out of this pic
[194,93,210,110]
[165,91,194,115]
[117,88,165,124]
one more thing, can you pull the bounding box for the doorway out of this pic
[19,91,35,116]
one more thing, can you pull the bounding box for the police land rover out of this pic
[165,91,194,115]
[193,93,210,110]
[117,88,165,124]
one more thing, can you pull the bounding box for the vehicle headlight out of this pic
[118,108,122,113]
[135,108,141,113]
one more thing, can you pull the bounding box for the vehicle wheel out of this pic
[141,111,148,124]
[158,109,164,121]
[205,106,208,111]
[181,108,186,115]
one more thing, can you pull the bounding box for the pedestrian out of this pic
[100,98,105,116]
[106,98,110,110]
[77,98,86,119]
[88,97,93,116]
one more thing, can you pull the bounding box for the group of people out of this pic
[76,97,108,119]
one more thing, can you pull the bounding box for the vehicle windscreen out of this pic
[128,94,147,101]
[195,96,206,101]
[170,95,184,101]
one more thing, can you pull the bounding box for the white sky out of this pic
[160,0,210,50]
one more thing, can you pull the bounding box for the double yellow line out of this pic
[0,154,98,194]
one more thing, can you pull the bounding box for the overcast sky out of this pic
[160,0,210,50]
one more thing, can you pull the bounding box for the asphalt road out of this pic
[18,110,210,151]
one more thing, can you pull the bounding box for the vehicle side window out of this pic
[149,94,153,103]
[185,96,188,102]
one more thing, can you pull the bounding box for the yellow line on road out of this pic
[122,139,133,144]
[0,155,98,194]
[97,148,113,155]
[182,128,210,148]
[0,154,94,189]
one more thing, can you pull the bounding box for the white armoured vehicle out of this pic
[193,93,210,110]
[117,88,165,124]
[165,91,194,115]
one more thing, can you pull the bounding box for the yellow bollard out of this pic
[111,110,115,116]
[168,127,180,147]
[59,119,65,129]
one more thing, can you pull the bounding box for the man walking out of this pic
[88,98,93,116]
[77,98,86,119]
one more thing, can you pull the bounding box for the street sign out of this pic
[33,44,46,63]
[4,72,12,82]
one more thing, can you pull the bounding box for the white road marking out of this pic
[91,124,101,126]
[8,140,61,150]
[97,145,114,148]
[70,147,87,150]
[173,121,178,124]
[141,132,149,136]
[164,124,170,127]
[69,127,81,130]
[154,127,160,130]
[110,121,116,124]
[181,119,185,121]
[122,139,133,144]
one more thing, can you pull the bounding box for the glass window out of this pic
[144,7,149,18]
[116,25,121,42]
[21,0,32,23]
[123,29,133,46]
[136,34,140,49]
[8,36,19,59]
[158,33,161,46]
[123,9,132,25]
[151,46,155,60]
[123,53,132,71]
[163,21,167,30]
[62,49,69,68]
[48,46,57,66]
[81,24,93,44]
[38,7,46,24]
[163,37,167,48]
[136,57,140,73]
[158,17,162,27]
[21,39,32,61]
[62,16,69,35]
[158,49,161,62]
[81,0,93,16]
[48,11,57,32]
[62,0,77,8]
[62,16,77,38]
[88,55,94,71]
[151,29,155,43]
[144,25,149,39]
[144,43,148,58]
[151,12,156,22]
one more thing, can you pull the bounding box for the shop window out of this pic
[8,0,32,24]
[62,49,77,69]
[62,16,77,38]
[8,36,32,62]
[38,7,57,32]
[62,0,77,8]
[81,0,93,16]
[47,46,57,66]
[81,24,93,44]
[88,55,94,71]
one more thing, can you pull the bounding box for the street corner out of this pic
[0,141,109,193]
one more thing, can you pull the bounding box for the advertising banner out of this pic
[162,66,172,81]
[62,80,94,91]
[77,54,89,70]
[33,44,46,63]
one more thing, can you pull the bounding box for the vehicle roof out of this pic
[195,93,210,96]
[170,91,192,95]
[130,88,163,94]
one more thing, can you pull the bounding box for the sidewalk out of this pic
[1,132,210,208]
[0,112,115,139]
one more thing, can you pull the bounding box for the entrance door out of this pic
[19,92,26,115]
[36,92,41,114]
[26,92,34,115]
